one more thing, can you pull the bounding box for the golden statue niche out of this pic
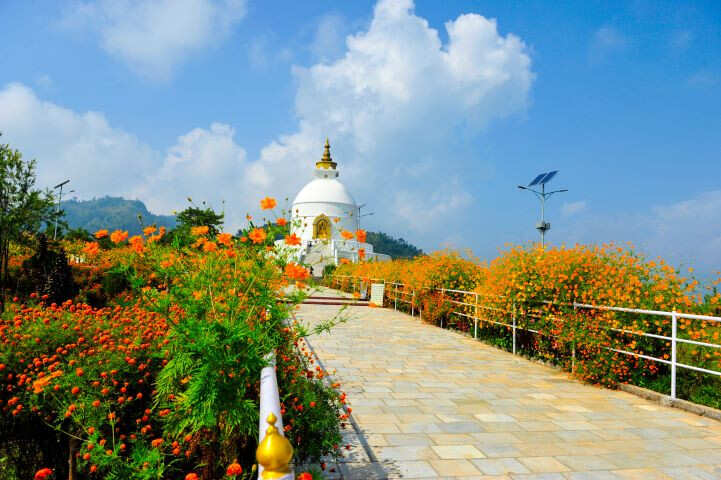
[313,214,331,240]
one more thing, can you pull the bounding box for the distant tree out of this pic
[0,136,60,310]
[60,226,92,242]
[366,231,423,259]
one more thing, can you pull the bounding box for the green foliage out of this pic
[365,231,422,258]
[60,196,176,236]
[0,138,60,310]
[20,234,77,303]
[176,205,224,235]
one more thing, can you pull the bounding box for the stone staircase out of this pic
[301,242,335,277]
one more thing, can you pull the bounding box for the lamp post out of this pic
[518,171,567,247]
[53,179,70,240]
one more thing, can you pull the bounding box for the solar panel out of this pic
[540,170,558,185]
[528,173,547,186]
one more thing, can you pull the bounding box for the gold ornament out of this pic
[256,412,293,479]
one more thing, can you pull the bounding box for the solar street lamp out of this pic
[518,171,567,247]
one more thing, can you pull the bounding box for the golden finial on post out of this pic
[256,412,293,479]
[315,138,337,169]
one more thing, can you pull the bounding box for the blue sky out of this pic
[1,0,720,274]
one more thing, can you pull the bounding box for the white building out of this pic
[276,139,390,275]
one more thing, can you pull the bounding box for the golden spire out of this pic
[256,412,293,479]
[315,138,337,170]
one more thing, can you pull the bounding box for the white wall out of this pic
[291,201,360,241]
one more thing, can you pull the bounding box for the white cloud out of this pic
[63,0,246,80]
[562,200,587,216]
[309,14,347,62]
[559,191,721,276]
[246,0,533,244]
[0,82,158,198]
[2,0,533,245]
[135,123,247,218]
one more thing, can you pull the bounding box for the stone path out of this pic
[297,288,721,479]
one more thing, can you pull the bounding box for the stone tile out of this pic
[554,455,618,471]
[429,434,476,445]
[475,413,517,423]
[391,460,438,478]
[431,445,486,459]
[430,459,481,476]
[517,457,571,473]
[385,434,434,446]
[338,462,389,479]
[471,458,530,475]
[376,445,437,462]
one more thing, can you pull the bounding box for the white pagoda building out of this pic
[277,139,390,275]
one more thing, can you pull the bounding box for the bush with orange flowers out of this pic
[0,199,345,480]
[332,244,721,407]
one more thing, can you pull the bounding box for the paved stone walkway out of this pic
[298,288,721,479]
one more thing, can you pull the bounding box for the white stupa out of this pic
[276,139,390,275]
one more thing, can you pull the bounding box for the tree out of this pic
[176,205,224,235]
[164,201,225,247]
[0,137,59,311]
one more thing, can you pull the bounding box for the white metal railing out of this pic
[329,274,721,401]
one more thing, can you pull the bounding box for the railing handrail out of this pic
[328,274,721,401]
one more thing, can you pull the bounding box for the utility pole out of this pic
[53,179,70,240]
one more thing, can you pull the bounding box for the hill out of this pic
[61,197,176,236]
[366,231,423,258]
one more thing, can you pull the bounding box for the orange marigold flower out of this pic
[339,258,351,265]
[284,233,301,246]
[202,241,218,252]
[358,248,366,260]
[355,229,367,243]
[240,236,248,243]
[185,474,199,480]
[260,197,277,210]
[34,468,53,480]
[226,461,243,476]
[128,235,144,254]
[248,228,267,244]
[217,232,233,246]
[341,230,354,240]
[190,226,209,236]
[82,241,100,256]
[94,229,108,239]
[143,226,156,236]
[285,262,310,280]
[151,438,164,448]
[110,230,128,244]
[333,217,341,223]
[277,217,287,227]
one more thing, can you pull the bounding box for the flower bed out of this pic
[1,201,345,480]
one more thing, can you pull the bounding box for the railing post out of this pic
[512,301,517,355]
[671,310,677,400]
[474,293,478,339]
[258,352,293,479]
[571,302,577,374]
